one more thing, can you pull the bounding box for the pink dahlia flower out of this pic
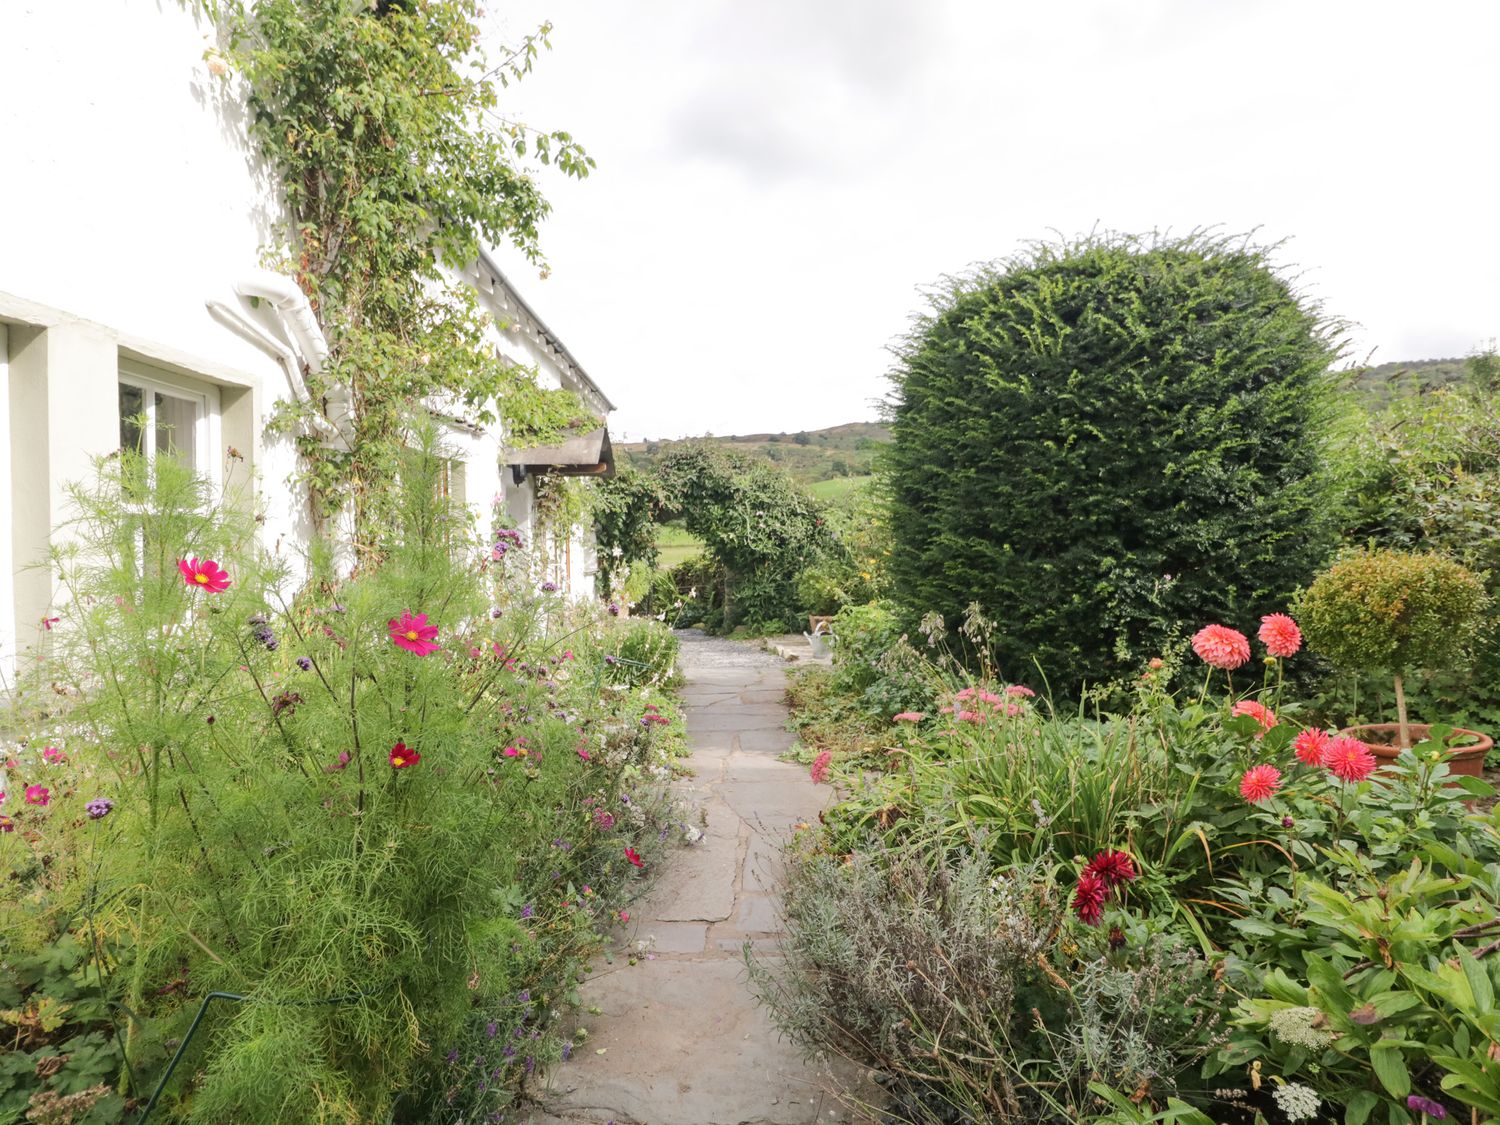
[1326,737,1377,783]
[178,557,231,593]
[1293,728,1332,767]
[1258,613,1303,659]
[388,610,440,655]
[1231,699,1278,735]
[1239,764,1282,804]
[1191,624,1251,670]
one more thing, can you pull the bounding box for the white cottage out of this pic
[0,1,614,679]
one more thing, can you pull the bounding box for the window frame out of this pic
[117,359,222,490]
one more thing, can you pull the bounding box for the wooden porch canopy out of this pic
[504,426,615,484]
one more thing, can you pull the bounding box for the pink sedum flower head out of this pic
[1005,685,1036,698]
[1259,613,1303,658]
[810,750,833,785]
[1239,763,1282,804]
[25,785,50,806]
[388,611,440,655]
[892,711,926,723]
[1191,624,1251,670]
[178,557,231,593]
[1293,728,1332,767]
[1326,737,1377,783]
[1231,700,1278,736]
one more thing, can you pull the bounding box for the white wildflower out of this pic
[1269,1006,1336,1050]
[1271,1082,1320,1122]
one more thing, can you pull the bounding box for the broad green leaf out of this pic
[1368,1040,1411,1098]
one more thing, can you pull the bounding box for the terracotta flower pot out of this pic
[1338,722,1494,779]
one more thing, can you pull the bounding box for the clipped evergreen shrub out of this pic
[885,233,1343,694]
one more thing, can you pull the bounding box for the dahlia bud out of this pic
[1282,815,1294,829]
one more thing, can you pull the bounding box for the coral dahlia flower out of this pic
[1231,700,1278,735]
[1239,764,1282,804]
[1072,870,1107,926]
[1191,624,1251,670]
[388,611,440,655]
[1326,737,1377,783]
[389,742,421,769]
[1293,728,1332,767]
[1259,613,1303,659]
[178,557,231,593]
[1083,849,1137,889]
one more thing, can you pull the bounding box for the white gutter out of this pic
[205,299,341,443]
[234,270,329,373]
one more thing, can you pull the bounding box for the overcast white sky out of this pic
[486,1,1500,442]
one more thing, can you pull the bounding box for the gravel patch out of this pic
[674,628,786,673]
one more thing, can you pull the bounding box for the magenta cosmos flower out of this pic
[387,611,440,655]
[178,557,231,593]
[389,742,421,769]
[1258,613,1303,658]
[1191,624,1251,670]
[1239,764,1282,804]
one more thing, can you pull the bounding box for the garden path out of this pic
[524,631,868,1125]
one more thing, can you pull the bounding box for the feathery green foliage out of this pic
[2,438,679,1122]
[884,232,1344,696]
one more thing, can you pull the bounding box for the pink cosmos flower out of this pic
[0,814,12,833]
[25,785,50,806]
[810,750,832,785]
[178,557,231,593]
[389,742,420,769]
[1072,870,1107,926]
[618,910,629,923]
[1326,737,1377,783]
[388,611,440,655]
[41,746,66,764]
[577,745,592,761]
[1231,700,1278,735]
[1293,728,1332,767]
[1258,613,1303,659]
[1005,685,1036,698]
[1239,764,1282,804]
[892,711,926,722]
[1191,624,1251,670]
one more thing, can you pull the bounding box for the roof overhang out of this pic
[505,426,614,483]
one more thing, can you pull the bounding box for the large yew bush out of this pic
[885,234,1342,693]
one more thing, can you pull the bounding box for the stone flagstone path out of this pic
[524,631,867,1125]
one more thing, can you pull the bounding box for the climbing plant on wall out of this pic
[204,0,593,550]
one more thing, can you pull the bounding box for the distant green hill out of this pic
[1342,357,1474,404]
[621,422,890,487]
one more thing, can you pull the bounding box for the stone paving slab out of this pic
[528,630,876,1125]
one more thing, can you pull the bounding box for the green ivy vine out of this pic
[201,0,594,551]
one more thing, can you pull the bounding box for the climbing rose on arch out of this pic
[1191,624,1251,670]
[1259,613,1303,658]
[388,611,440,655]
[178,557,231,593]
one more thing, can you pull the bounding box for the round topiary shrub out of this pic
[884,233,1343,694]
[1297,548,1488,745]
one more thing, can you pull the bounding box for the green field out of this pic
[806,475,872,502]
[655,522,705,569]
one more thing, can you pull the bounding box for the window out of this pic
[117,362,220,485]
